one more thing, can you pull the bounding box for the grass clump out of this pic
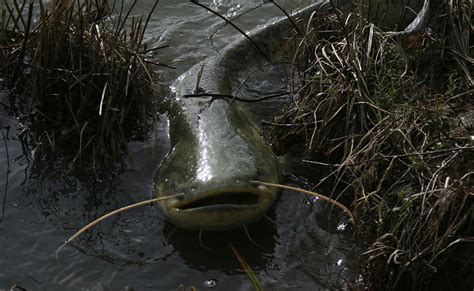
[273,1,473,289]
[0,0,164,169]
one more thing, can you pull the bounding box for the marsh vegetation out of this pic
[0,0,163,169]
[272,1,473,289]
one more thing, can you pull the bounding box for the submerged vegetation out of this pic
[0,0,163,169]
[273,0,472,289]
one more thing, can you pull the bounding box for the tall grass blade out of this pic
[230,243,263,291]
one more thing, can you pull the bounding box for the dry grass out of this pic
[273,1,473,289]
[0,0,164,169]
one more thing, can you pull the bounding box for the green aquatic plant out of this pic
[0,0,166,169]
[230,243,263,291]
[273,0,473,289]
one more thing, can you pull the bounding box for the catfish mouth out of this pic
[178,191,262,211]
[163,185,278,230]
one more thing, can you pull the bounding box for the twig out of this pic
[11,1,33,88]
[1,127,10,223]
[190,0,271,63]
[209,4,262,52]
[266,0,304,38]
[183,91,288,103]
[304,146,474,167]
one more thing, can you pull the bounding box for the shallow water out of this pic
[0,1,358,289]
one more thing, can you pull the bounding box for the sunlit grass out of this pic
[273,0,472,289]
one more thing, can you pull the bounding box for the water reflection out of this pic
[162,214,277,273]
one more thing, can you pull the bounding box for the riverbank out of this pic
[272,1,473,289]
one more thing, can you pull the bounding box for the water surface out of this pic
[0,1,358,289]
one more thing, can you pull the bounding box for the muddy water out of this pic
[0,1,358,289]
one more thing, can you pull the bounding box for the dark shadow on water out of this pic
[162,212,278,273]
